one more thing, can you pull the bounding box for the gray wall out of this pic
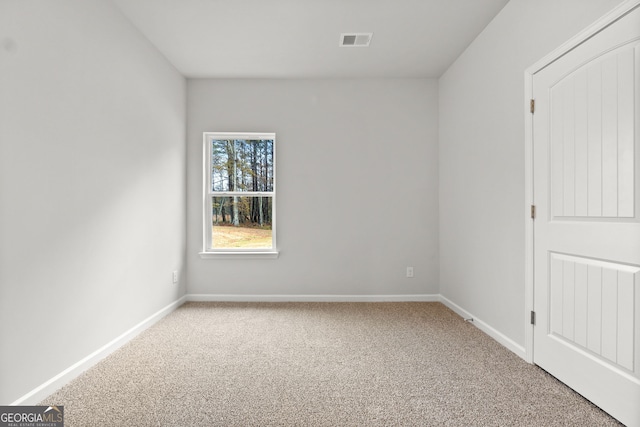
[1,0,627,406]
[187,79,439,297]
[0,0,187,404]
[438,0,623,347]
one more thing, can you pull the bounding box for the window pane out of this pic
[210,196,273,249]
[210,139,274,192]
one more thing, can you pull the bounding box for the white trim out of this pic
[202,133,209,252]
[523,0,640,366]
[186,293,527,361]
[10,295,188,406]
[524,71,535,364]
[212,192,274,197]
[440,295,527,360]
[204,132,275,141]
[525,0,640,76]
[202,132,277,254]
[199,251,279,259]
[186,293,440,302]
[10,293,531,406]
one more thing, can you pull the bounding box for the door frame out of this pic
[524,0,640,364]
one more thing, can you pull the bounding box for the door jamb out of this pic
[523,0,640,365]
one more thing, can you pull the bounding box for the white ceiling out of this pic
[112,0,509,79]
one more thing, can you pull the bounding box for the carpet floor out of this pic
[41,302,621,426]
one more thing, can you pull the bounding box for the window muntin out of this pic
[202,133,276,254]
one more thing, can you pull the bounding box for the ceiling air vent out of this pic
[339,33,373,47]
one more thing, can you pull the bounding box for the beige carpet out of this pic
[41,302,621,426]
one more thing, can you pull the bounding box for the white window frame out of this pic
[200,132,278,259]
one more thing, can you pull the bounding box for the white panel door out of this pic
[533,5,640,426]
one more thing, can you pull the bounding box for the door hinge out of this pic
[530,310,536,325]
[530,205,536,219]
[530,99,535,114]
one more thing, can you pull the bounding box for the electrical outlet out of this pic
[172,270,178,284]
[406,267,414,278]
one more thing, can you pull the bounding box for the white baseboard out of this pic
[12,292,526,405]
[186,293,441,302]
[11,295,188,406]
[439,295,527,360]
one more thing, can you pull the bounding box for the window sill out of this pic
[199,251,279,259]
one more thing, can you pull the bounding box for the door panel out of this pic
[550,45,636,219]
[533,5,640,426]
[548,253,638,372]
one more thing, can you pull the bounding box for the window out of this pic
[201,132,277,258]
